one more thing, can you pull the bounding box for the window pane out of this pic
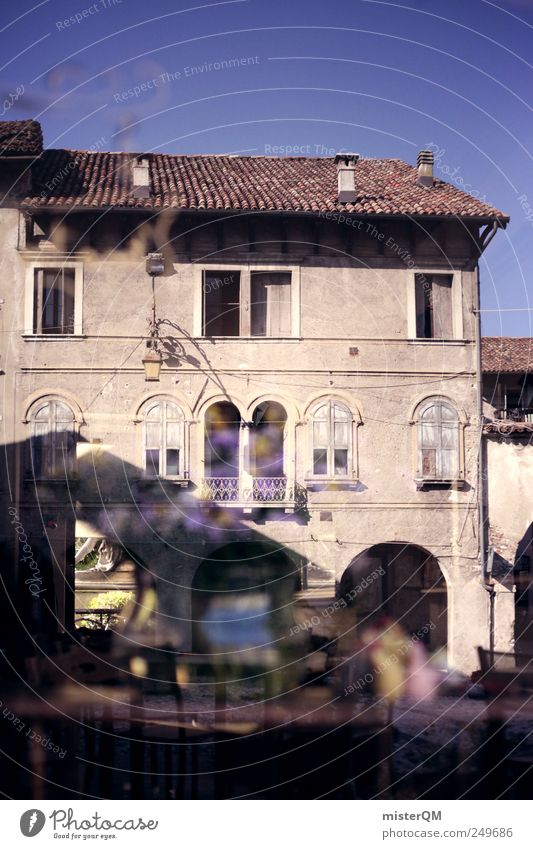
[421,405,436,422]
[313,420,328,447]
[422,449,437,477]
[166,420,181,447]
[334,449,348,475]
[440,403,457,422]
[146,403,162,420]
[166,449,180,476]
[145,422,161,449]
[441,423,457,449]
[146,449,160,475]
[334,421,349,447]
[313,449,328,475]
[165,402,182,421]
[203,271,240,336]
[333,404,349,420]
[421,423,438,447]
[441,449,457,477]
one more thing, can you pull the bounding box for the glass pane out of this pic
[146,403,162,420]
[422,449,437,477]
[165,402,182,421]
[146,449,160,475]
[441,449,456,477]
[441,424,457,448]
[421,405,436,422]
[313,420,328,447]
[34,405,50,421]
[166,421,181,447]
[421,423,438,447]
[166,449,180,476]
[334,449,348,475]
[440,404,457,422]
[145,422,161,449]
[55,402,74,422]
[314,404,328,420]
[333,404,349,420]
[313,449,328,475]
[334,421,349,446]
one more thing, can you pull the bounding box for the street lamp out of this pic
[143,253,165,381]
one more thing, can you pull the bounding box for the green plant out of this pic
[77,590,135,629]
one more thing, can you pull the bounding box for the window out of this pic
[143,400,184,478]
[251,272,291,337]
[311,401,351,477]
[33,268,75,334]
[199,268,297,337]
[417,399,460,480]
[25,263,83,336]
[29,400,76,478]
[203,271,241,336]
[415,274,453,339]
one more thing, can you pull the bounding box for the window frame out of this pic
[306,398,358,482]
[195,263,300,339]
[407,269,463,341]
[27,397,77,480]
[24,260,84,337]
[414,397,464,483]
[140,398,186,480]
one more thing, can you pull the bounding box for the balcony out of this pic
[494,407,533,423]
[198,476,307,511]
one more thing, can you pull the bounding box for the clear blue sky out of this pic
[2,0,532,335]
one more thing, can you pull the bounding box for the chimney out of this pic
[417,150,434,188]
[132,157,150,198]
[334,152,359,203]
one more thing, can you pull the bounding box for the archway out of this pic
[250,401,287,478]
[339,542,447,657]
[204,402,241,478]
[191,541,299,655]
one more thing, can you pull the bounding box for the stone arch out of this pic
[338,541,448,657]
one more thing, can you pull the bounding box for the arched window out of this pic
[417,399,460,480]
[142,399,184,478]
[311,401,351,478]
[30,399,76,478]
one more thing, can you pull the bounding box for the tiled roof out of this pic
[482,337,533,374]
[483,421,533,434]
[0,120,43,157]
[20,148,508,219]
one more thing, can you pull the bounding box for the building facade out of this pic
[0,120,510,674]
[482,337,533,656]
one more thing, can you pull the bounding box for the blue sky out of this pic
[1,0,532,335]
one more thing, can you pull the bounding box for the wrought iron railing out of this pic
[199,476,307,507]
[494,407,533,423]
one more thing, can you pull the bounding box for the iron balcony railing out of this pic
[494,407,533,423]
[199,476,307,507]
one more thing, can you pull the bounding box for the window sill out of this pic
[199,336,302,342]
[415,478,466,491]
[22,334,86,341]
[305,477,360,491]
[407,339,468,345]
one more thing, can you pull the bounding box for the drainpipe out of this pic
[474,260,495,660]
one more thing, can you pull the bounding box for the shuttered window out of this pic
[30,400,75,478]
[251,272,292,337]
[143,400,184,478]
[312,401,351,477]
[418,400,459,479]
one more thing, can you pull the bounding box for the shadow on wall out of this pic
[0,434,308,676]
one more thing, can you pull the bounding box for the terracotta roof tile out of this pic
[20,148,508,219]
[482,337,533,374]
[0,120,43,157]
